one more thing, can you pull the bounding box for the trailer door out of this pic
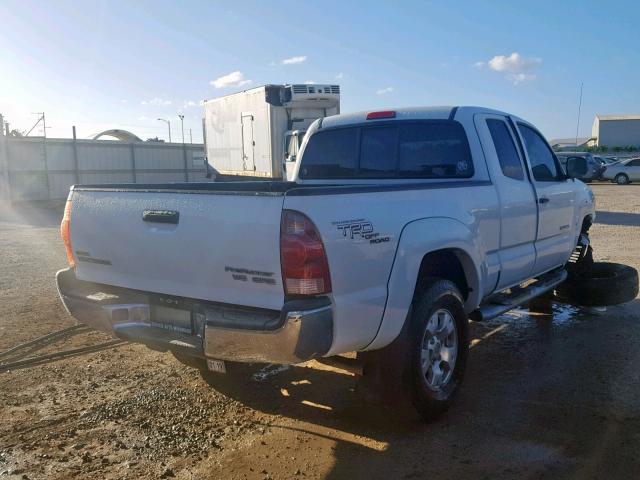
[241,113,255,172]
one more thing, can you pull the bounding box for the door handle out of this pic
[143,210,180,224]
[538,197,550,204]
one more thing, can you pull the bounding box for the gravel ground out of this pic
[0,184,639,480]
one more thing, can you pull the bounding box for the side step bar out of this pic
[470,269,567,322]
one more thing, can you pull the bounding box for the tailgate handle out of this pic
[143,210,180,224]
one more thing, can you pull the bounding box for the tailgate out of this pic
[69,189,285,310]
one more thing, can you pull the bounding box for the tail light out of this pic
[60,200,75,268]
[280,210,331,295]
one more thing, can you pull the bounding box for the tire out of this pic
[407,279,468,419]
[615,174,630,185]
[557,262,639,307]
[357,279,468,421]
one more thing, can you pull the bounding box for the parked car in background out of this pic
[556,152,605,182]
[597,156,620,165]
[602,157,640,184]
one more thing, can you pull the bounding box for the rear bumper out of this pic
[56,268,333,364]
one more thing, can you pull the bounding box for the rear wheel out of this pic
[615,173,630,185]
[357,279,468,421]
[408,280,468,419]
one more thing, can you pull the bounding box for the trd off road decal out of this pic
[333,218,390,244]
[225,266,276,285]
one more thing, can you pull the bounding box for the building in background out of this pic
[591,115,640,148]
[549,137,594,152]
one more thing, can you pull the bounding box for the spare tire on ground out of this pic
[556,262,639,307]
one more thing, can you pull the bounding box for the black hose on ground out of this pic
[0,325,87,361]
[0,339,125,372]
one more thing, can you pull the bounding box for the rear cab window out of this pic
[486,119,524,180]
[299,128,358,178]
[299,121,474,180]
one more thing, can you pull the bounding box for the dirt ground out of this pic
[1,184,639,480]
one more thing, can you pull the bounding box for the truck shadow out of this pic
[595,210,640,227]
[202,299,640,479]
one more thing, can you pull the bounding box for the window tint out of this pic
[360,127,397,177]
[299,128,357,179]
[300,121,473,179]
[518,124,561,181]
[486,119,524,180]
[397,123,473,178]
[627,159,640,167]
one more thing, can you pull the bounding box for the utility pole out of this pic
[157,118,171,142]
[26,112,51,197]
[189,128,193,144]
[178,114,187,181]
[26,112,46,137]
[178,114,185,144]
[574,82,584,151]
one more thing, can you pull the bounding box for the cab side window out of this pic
[487,119,524,180]
[518,124,562,182]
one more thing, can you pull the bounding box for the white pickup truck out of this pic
[58,106,605,419]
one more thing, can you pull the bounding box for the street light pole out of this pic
[178,114,185,144]
[157,118,171,142]
[177,114,188,181]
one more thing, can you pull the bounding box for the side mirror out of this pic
[566,157,588,178]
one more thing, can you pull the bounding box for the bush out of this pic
[586,145,609,153]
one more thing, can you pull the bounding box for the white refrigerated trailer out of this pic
[203,84,340,180]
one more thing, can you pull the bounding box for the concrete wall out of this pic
[2,134,207,202]
[595,118,640,148]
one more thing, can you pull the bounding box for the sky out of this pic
[0,0,639,143]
